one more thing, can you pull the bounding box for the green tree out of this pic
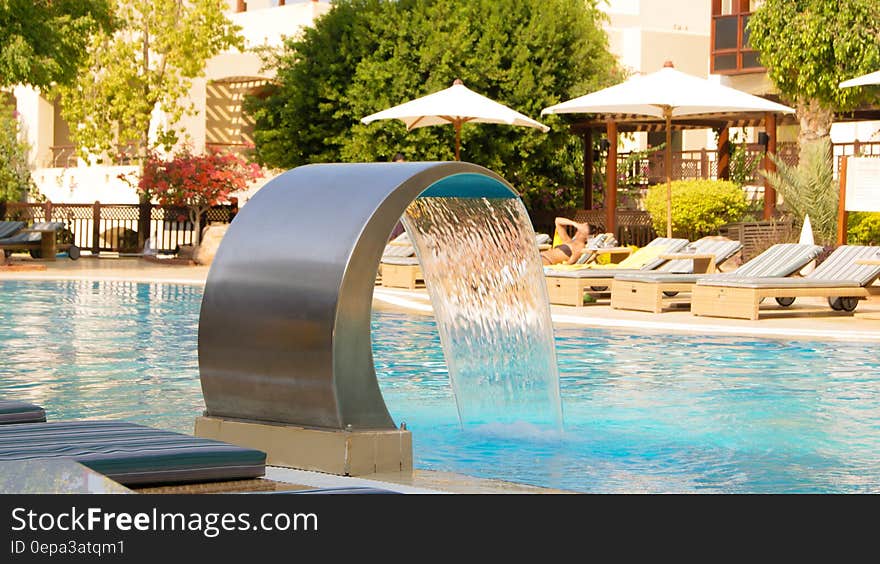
[0,103,34,205]
[245,0,619,211]
[0,0,113,89]
[748,0,880,148]
[55,0,242,163]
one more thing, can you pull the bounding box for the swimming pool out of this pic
[2,280,879,493]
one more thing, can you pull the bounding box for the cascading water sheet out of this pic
[402,196,563,429]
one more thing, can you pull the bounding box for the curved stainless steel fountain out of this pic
[199,161,561,435]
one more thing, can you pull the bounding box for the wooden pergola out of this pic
[569,110,799,235]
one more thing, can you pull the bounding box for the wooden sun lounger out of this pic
[380,256,424,289]
[691,245,880,320]
[378,233,425,289]
[611,242,818,314]
[544,237,689,306]
[0,221,81,261]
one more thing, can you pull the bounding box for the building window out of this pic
[711,0,764,75]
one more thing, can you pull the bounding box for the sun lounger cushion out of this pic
[0,221,25,239]
[0,400,46,424]
[381,256,420,266]
[535,233,552,246]
[255,486,398,495]
[655,239,743,273]
[545,268,646,279]
[382,245,415,258]
[804,245,880,287]
[697,277,862,289]
[615,273,703,283]
[0,421,266,486]
[610,237,689,270]
[696,245,880,289]
[0,222,66,245]
[588,245,669,269]
[382,233,415,259]
[729,243,823,277]
[615,243,822,284]
[545,238,688,276]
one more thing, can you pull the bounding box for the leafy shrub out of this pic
[644,179,749,240]
[848,212,880,245]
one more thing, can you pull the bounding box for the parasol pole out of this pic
[664,106,673,238]
[454,119,461,161]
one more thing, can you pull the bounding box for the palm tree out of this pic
[761,138,838,245]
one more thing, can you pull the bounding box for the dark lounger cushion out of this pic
[0,400,47,424]
[255,487,398,495]
[0,421,266,486]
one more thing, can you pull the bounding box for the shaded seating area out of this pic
[0,399,46,425]
[692,245,880,320]
[610,241,819,313]
[0,420,266,487]
[0,221,81,260]
[544,237,689,306]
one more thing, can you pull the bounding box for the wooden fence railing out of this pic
[2,201,237,254]
[615,141,877,187]
[718,219,799,261]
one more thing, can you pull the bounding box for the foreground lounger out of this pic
[611,242,819,313]
[0,399,46,425]
[691,245,880,320]
[544,237,689,306]
[0,420,266,486]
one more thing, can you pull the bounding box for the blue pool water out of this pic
[2,280,879,493]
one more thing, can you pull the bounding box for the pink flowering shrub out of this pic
[136,149,262,244]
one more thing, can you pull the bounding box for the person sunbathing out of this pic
[541,217,591,265]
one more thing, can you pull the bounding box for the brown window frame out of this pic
[711,0,765,75]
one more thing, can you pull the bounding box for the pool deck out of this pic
[6,255,880,342]
[4,255,880,494]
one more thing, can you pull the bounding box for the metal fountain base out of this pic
[194,416,412,477]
